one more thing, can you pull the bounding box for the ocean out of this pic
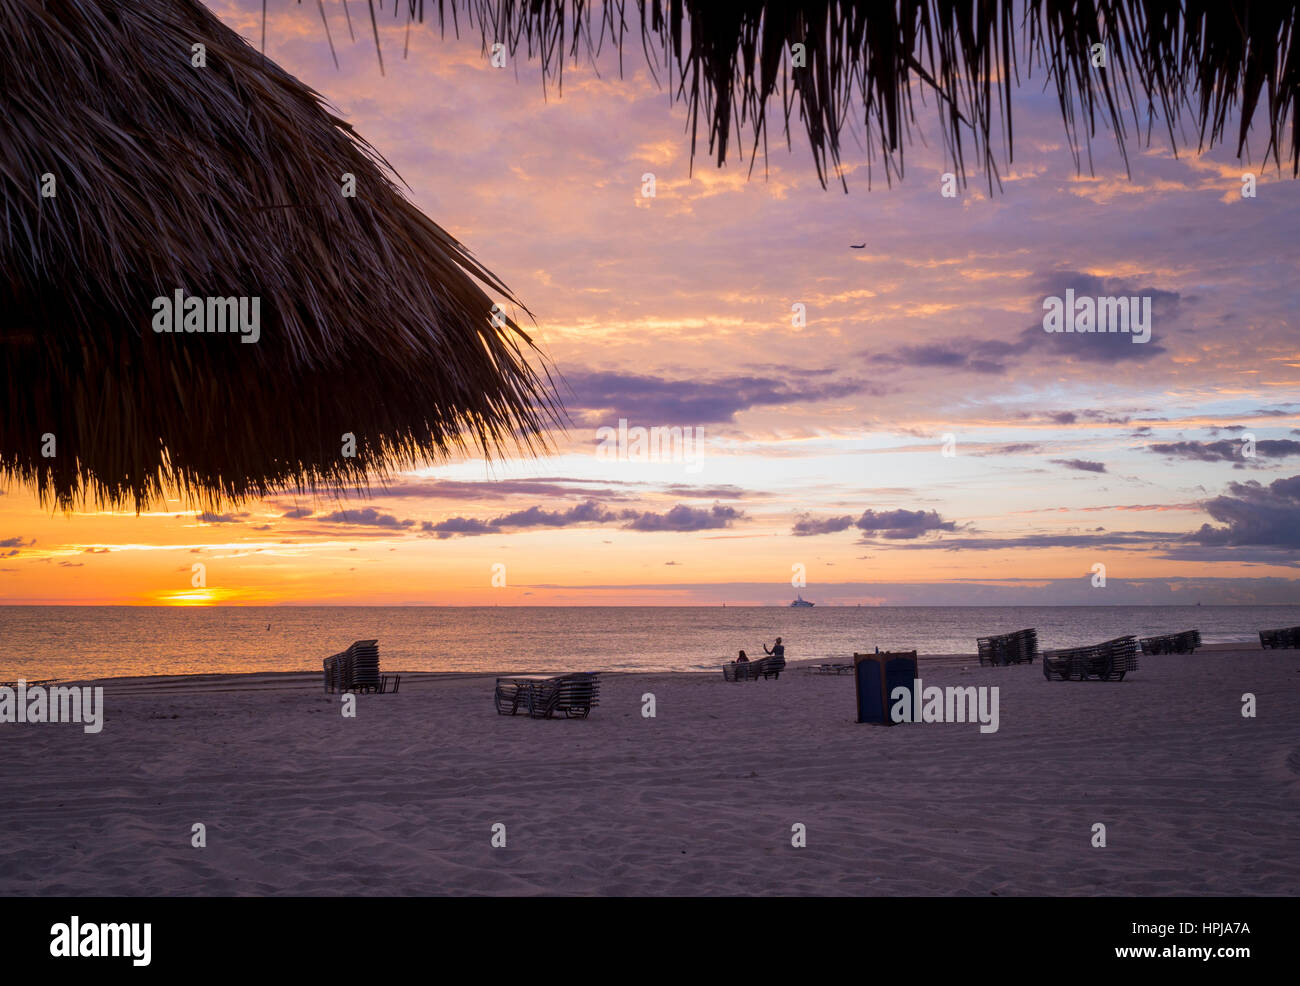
[2,605,1297,680]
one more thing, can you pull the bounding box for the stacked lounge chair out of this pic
[1259,626,1300,649]
[976,628,1038,666]
[1043,635,1138,682]
[1139,629,1202,655]
[722,654,785,681]
[494,672,600,719]
[811,663,855,675]
[322,639,399,694]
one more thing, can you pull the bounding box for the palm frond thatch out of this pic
[1,0,562,511]
[354,0,1299,189]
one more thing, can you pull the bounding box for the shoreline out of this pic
[16,639,1267,689]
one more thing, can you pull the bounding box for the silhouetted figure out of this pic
[737,650,749,663]
[764,637,784,660]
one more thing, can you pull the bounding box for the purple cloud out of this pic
[317,508,415,529]
[855,509,956,539]
[1149,439,1300,463]
[1052,458,1107,473]
[563,370,868,426]
[620,503,743,532]
[1184,475,1300,548]
[792,514,855,536]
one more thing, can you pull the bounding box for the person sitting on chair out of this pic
[736,650,749,663]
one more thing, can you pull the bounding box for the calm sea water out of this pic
[1,606,1296,681]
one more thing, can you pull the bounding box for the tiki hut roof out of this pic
[363,0,1298,189]
[1,0,561,511]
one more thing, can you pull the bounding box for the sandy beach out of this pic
[1,644,1296,896]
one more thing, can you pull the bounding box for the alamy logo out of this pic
[152,289,261,344]
[1042,289,1151,343]
[596,418,704,473]
[50,916,151,966]
[890,680,1000,733]
[0,680,103,734]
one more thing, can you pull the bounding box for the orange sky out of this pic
[2,2,1298,606]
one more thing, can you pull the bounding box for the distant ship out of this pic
[790,595,814,608]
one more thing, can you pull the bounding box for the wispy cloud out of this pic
[1052,458,1107,473]
[1148,439,1300,464]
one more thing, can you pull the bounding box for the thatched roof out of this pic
[359,0,1298,189]
[1,0,561,511]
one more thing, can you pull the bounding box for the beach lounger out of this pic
[722,655,783,681]
[551,673,600,718]
[757,654,785,679]
[1043,635,1138,682]
[350,639,381,692]
[976,628,1038,666]
[1138,629,1202,655]
[494,673,600,719]
[321,639,397,694]
[1259,626,1300,649]
[527,672,598,719]
[322,654,347,693]
[722,660,758,681]
[494,677,529,715]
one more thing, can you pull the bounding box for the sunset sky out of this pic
[2,1,1298,606]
